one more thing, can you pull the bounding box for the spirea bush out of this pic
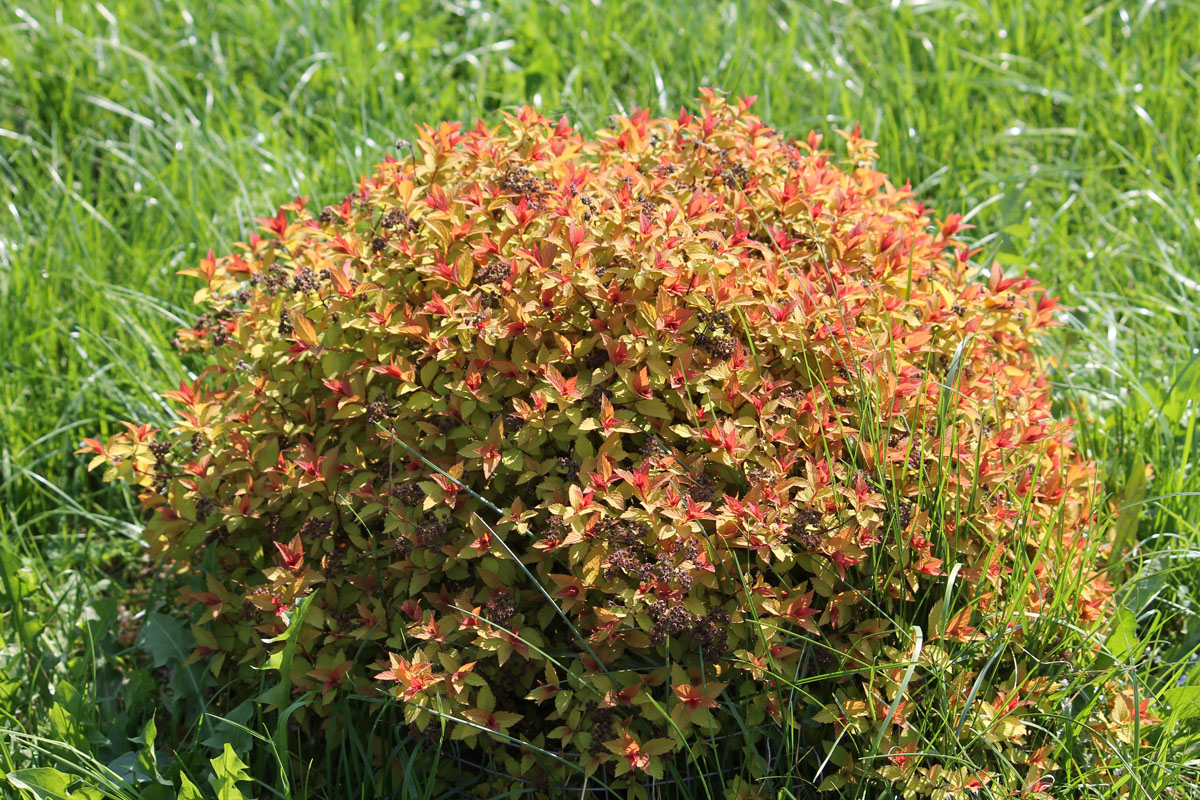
[85,91,1138,796]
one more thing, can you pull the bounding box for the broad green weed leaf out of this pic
[1163,686,1200,720]
[6,768,73,800]
[47,683,88,751]
[0,547,37,600]
[134,718,170,785]
[201,701,255,753]
[137,613,192,669]
[177,774,204,800]
[209,744,251,800]
[256,592,315,781]
[1105,608,1142,660]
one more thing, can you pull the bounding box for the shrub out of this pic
[85,91,1131,796]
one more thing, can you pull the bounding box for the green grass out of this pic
[1,0,1198,797]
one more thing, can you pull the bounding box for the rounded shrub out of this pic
[86,91,1131,796]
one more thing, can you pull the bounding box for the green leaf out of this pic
[48,696,87,751]
[501,449,523,470]
[1125,555,1170,613]
[6,768,73,800]
[209,744,251,800]
[201,701,255,753]
[320,350,352,378]
[419,359,438,387]
[79,598,118,642]
[136,613,210,712]
[1163,686,1200,720]
[574,434,594,458]
[256,591,314,782]
[177,774,204,800]
[137,613,192,669]
[406,391,435,411]
[20,617,45,642]
[0,546,37,600]
[634,398,673,419]
[133,718,170,786]
[254,437,280,470]
[1105,608,1142,661]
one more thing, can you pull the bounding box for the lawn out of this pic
[1,0,1198,797]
